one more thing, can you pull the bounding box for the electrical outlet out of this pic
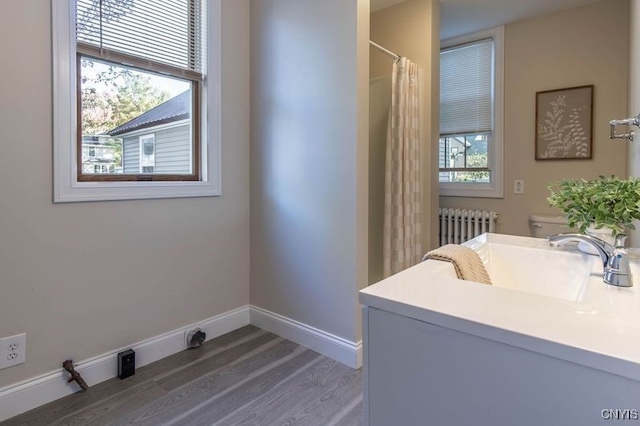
[0,333,26,369]
[514,180,524,194]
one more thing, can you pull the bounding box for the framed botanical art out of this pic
[535,85,593,160]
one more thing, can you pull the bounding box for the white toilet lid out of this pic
[529,214,568,224]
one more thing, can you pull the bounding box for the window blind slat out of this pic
[440,39,493,135]
[76,0,205,73]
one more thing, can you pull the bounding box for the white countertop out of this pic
[360,233,640,381]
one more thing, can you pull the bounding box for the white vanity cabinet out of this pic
[361,234,640,424]
[362,306,640,426]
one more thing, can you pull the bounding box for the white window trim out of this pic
[439,26,504,199]
[52,0,221,202]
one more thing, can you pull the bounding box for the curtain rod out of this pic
[369,40,401,61]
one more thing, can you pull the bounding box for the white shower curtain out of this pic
[383,57,423,278]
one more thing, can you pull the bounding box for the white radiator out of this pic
[439,208,498,246]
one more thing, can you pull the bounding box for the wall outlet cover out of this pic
[0,333,26,370]
[514,180,524,194]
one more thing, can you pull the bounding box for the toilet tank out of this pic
[529,214,572,238]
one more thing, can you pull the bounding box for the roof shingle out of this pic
[108,91,190,136]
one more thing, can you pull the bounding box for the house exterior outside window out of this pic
[80,135,119,174]
[109,92,193,176]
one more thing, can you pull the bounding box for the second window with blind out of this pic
[439,27,504,198]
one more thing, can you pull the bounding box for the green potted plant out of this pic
[547,175,640,239]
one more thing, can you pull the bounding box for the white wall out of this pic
[250,0,369,344]
[0,0,250,389]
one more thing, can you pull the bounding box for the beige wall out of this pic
[440,0,629,237]
[355,0,371,339]
[369,76,391,283]
[369,0,440,284]
[0,0,250,388]
[250,0,369,343]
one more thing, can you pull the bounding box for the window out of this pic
[439,27,504,198]
[52,0,221,202]
[139,135,155,174]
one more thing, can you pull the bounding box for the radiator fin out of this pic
[439,208,498,246]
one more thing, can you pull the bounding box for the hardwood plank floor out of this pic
[1,326,363,426]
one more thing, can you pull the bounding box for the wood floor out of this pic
[2,326,363,426]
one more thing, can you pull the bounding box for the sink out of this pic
[424,233,596,302]
[472,241,596,301]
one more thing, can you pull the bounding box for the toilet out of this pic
[529,214,572,238]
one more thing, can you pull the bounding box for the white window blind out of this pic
[75,0,206,75]
[440,38,493,135]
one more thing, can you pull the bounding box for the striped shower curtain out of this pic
[383,57,423,278]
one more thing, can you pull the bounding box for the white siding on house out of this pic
[121,124,191,174]
[156,125,191,174]
[123,137,140,173]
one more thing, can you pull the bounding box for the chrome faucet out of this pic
[609,113,640,141]
[547,233,633,287]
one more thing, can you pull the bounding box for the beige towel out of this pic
[423,244,492,285]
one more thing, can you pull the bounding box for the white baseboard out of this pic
[0,305,250,423]
[0,304,362,422]
[249,305,362,369]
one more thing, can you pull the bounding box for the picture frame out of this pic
[535,85,593,160]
